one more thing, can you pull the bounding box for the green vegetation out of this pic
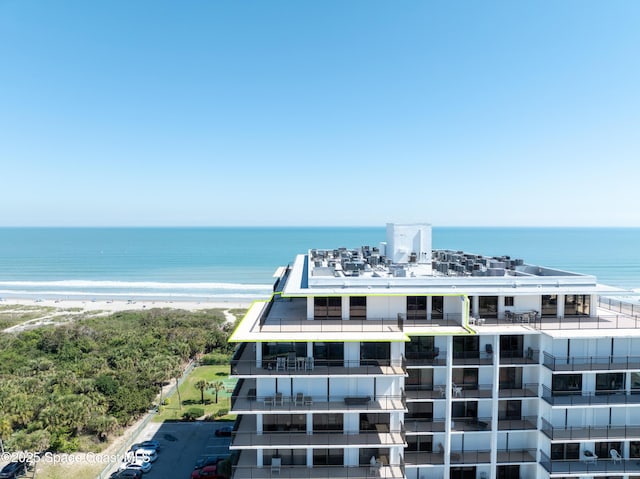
[154,364,235,422]
[0,304,56,329]
[0,308,237,453]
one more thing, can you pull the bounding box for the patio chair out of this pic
[275,392,283,406]
[276,357,286,371]
[610,449,622,463]
[271,457,281,474]
[295,392,304,406]
[583,450,598,464]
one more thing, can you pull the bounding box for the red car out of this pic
[191,465,225,479]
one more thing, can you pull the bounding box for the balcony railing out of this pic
[542,385,640,406]
[450,383,493,398]
[404,449,535,465]
[231,464,405,479]
[405,387,446,400]
[531,313,640,331]
[231,393,407,413]
[231,358,406,377]
[540,450,640,474]
[541,418,640,440]
[451,417,491,431]
[452,352,493,365]
[498,416,537,431]
[405,350,447,367]
[230,428,406,448]
[405,418,446,433]
[543,351,640,371]
[498,382,539,398]
[499,349,540,365]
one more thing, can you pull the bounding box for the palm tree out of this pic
[195,379,208,405]
[210,381,226,404]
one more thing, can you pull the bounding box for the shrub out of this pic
[215,408,229,417]
[182,407,205,421]
[200,352,230,365]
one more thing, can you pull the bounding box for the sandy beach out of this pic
[0,297,254,313]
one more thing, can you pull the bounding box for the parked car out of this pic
[194,456,221,470]
[191,465,225,479]
[0,461,27,479]
[109,469,143,479]
[118,459,152,474]
[131,440,160,451]
[214,426,233,437]
[126,448,158,463]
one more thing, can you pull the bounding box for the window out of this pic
[596,373,625,394]
[313,448,343,466]
[360,413,390,431]
[497,465,519,479]
[313,342,343,366]
[431,296,444,319]
[314,296,342,319]
[407,296,427,320]
[453,336,479,360]
[349,296,366,319]
[498,400,521,420]
[551,443,580,460]
[406,368,433,390]
[630,441,640,458]
[564,295,590,316]
[313,413,343,431]
[542,295,557,317]
[500,335,523,359]
[405,336,436,360]
[478,296,498,318]
[407,436,432,452]
[504,296,514,307]
[632,372,640,391]
[595,441,622,459]
[264,414,307,432]
[451,400,478,419]
[360,342,390,363]
[452,368,478,390]
[262,342,307,362]
[552,374,582,395]
[499,367,523,390]
[407,402,433,420]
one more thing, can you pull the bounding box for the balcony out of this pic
[541,418,640,440]
[499,349,540,365]
[540,451,640,475]
[404,449,536,465]
[230,428,406,449]
[405,350,447,367]
[498,383,539,398]
[405,386,446,400]
[231,346,405,377]
[231,393,406,414]
[451,417,491,432]
[452,352,493,366]
[498,416,538,431]
[450,383,493,399]
[405,418,446,433]
[542,385,640,406]
[543,352,640,371]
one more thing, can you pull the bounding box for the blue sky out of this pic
[1,1,639,227]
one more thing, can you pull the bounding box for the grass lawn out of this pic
[154,364,236,422]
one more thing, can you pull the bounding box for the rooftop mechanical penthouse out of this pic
[228,223,640,479]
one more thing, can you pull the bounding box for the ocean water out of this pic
[0,227,638,301]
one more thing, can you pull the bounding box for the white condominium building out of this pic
[228,223,640,479]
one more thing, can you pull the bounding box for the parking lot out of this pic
[113,421,232,479]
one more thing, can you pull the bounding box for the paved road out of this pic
[118,421,232,479]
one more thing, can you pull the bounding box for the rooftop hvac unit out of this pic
[409,252,417,263]
[487,268,505,276]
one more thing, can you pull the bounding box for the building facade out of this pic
[229,224,640,479]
